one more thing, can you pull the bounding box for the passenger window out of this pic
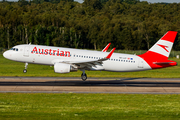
[16,49,18,51]
[13,48,15,51]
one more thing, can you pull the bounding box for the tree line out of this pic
[0,0,180,51]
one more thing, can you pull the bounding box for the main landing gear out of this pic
[23,62,28,73]
[81,69,87,81]
[81,73,87,81]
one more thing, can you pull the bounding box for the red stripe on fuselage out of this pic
[138,51,177,69]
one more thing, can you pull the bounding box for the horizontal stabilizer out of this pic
[153,62,175,65]
[153,61,177,67]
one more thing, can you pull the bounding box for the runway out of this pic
[0,77,180,94]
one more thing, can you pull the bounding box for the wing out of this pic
[59,48,116,70]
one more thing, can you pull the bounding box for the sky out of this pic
[74,0,180,3]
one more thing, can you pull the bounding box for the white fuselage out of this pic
[3,44,152,72]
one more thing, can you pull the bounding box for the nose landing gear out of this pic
[23,62,28,73]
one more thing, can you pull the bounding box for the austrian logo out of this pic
[31,47,71,57]
[157,44,169,52]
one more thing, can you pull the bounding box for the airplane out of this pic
[3,31,178,81]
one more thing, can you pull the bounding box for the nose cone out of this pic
[3,50,12,60]
[3,51,8,59]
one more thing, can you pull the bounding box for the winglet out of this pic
[102,43,111,52]
[106,48,116,59]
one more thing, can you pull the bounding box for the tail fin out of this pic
[139,31,178,69]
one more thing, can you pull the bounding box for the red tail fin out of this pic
[138,31,177,69]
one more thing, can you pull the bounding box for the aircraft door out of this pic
[24,46,30,57]
[138,58,144,68]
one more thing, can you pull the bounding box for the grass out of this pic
[0,54,180,78]
[1,54,180,119]
[0,93,180,119]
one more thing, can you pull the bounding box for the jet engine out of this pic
[54,63,77,73]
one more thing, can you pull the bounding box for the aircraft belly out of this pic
[103,60,151,72]
[89,65,104,70]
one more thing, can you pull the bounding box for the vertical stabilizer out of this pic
[138,31,178,69]
[148,31,177,58]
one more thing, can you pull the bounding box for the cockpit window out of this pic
[10,48,18,51]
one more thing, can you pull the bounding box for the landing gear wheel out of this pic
[23,63,28,73]
[23,69,27,73]
[81,73,87,81]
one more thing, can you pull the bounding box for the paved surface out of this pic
[0,77,180,94]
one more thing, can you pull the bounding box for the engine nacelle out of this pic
[54,63,78,73]
[54,63,70,73]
